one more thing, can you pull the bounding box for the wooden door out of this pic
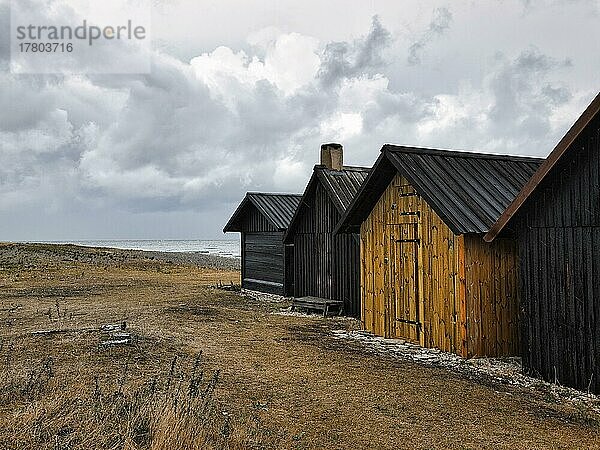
[387,223,421,342]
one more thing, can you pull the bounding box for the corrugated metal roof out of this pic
[223,192,302,232]
[316,166,371,212]
[248,193,302,229]
[336,145,543,235]
[283,165,370,242]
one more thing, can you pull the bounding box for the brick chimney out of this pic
[320,143,343,171]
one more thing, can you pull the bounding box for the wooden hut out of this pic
[283,144,370,316]
[336,145,542,357]
[485,93,600,393]
[223,192,301,296]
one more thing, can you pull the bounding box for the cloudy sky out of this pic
[1,0,599,241]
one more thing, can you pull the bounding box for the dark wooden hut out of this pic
[223,192,301,296]
[283,144,370,316]
[336,145,542,357]
[485,93,600,393]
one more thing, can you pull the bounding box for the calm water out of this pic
[37,240,241,259]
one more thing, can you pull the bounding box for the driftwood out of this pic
[31,329,70,336]
[30,327,95,336]
[30,322,131,348]
[100,322,127,332]
[99,332,132,347]
[99,322,131,347]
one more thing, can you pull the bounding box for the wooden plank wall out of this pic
[241,206,278,233]
[243,232,285,295]
[519,226,600,394]
[420,195,461,354]
[240,207,285,295]
[293,183,361,315]
[360,174,520,357]
[333,233,361,317]
[464,236,520,357]
[293,183,338,299]
[514,114,600,393]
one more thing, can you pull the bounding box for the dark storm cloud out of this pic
[317,16,392,86]
[71,17,396,213]
[488,47,572,138]
[407,7,452,65]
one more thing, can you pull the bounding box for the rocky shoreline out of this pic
[0,242,240,271]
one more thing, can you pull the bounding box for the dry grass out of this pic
[0,243,599,450]
[0,246,269,449]
[0,353,229,449]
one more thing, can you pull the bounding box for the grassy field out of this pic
[0,243,598,449]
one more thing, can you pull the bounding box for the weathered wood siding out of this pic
[239,207,285,295]
[292,183,360,316]
[514,114,600,393]
[240,206,278,233]
[464,236,520,357]
[361,174,519,357]
[243,232,285,294]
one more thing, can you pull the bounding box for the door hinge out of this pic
[396,318,421,327]
[395,238,420,244]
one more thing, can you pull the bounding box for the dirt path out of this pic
[164,303,600,449]
[0,244,598,449]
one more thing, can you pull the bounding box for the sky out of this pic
[1,0,599,240]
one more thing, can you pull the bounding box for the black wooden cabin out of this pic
[485,92,600,394]
[224,193,301,296]
[284,144,369,316]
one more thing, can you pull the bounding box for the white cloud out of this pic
[261,33,321,95]
[273,157,308,191]
[189,31,320,101]
[320,112,364,141]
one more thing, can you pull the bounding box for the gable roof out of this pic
[284,165,370,242]
[223,192,302,232]
[484,92,600,242]
[335,145,543,235]
[316,165,371,211]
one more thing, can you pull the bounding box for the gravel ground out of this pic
[271,306,600,417]
[330,329,600,414]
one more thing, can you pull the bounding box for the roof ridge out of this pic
[315,165,371,172]
[247,192,302,197]
[383,144,544,163]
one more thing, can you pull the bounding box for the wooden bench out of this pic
[291,296,344,317]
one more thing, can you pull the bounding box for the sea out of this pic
[36,239,241,259]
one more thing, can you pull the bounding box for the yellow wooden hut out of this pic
[335,145,542,357]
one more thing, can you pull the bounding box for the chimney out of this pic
[320,143,343,171]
